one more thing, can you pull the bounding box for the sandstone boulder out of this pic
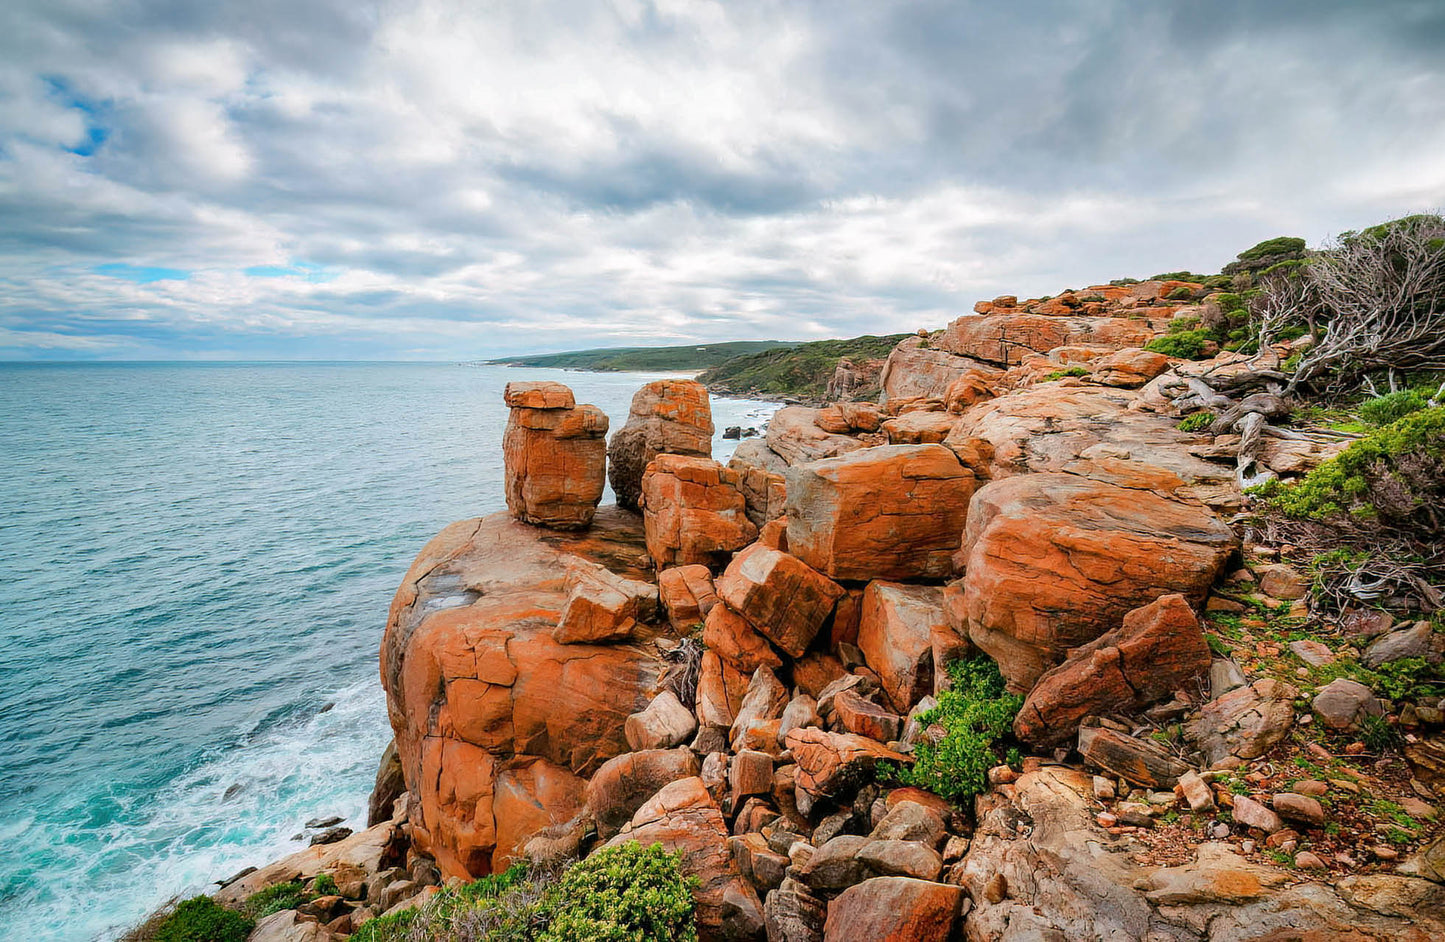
[787,728,909,802]
[1014,594,1211,748]
[704,602,784,674]
[625,690,698,751]
[607,379,713,511]
[962,473,1236,691]
[380,511,663,877]
[1312,678,1384,731]
[857,582,952,710]
[657,563,719,631]
[715,544,844,658]
[766,407,869,466]
[822,877,965,941]
[640,454,757,569]
[585,747,702,838]
[786,445,976,582]
[727,442,789,527]
[880,410,956,444]
[553,561,659,644]
[937,312,1161,366]
[502,381,608,530]
[1185,678,1298,766]
[880,336,1001,401]
[1088,347,1171,387]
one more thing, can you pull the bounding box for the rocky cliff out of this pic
[217,288,1443,941]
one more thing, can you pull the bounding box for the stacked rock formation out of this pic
[501,381,608,529]
[608,378,714,511]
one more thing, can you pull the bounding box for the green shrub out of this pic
[1239,237,1307,263]
[310,874,338,897]
[537,842,699,942]
[1144,330,1210,359]
[1166,286,1194,300]
[349,907,419,942]
[1360,390,1428,427]
[1177,411,1216,433]
[1044,366,1089,381]
[1210,292,1246,314]
[149,897,252,942]
[1253,406,1445,520]
[1109,277,1140,286]
[892,657,1022,802]
[244,881,307,918]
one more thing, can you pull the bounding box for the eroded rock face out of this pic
[502,381,609,530]
[766,407,869,467]
[1014,594,1212,748]
[962,473,1236,692]
[957,766,1442,942]
[880,336,1000,400]
[938,312,1163,366]
[823,876,965,941]
[607,379,713,511]
[380,510,664,878]
[640,454,757,569]
[785,445,976,582]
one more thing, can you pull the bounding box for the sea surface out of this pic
[0,362,780,942]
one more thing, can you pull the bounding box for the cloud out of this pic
[1,0,1443,359]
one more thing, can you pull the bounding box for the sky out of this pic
[1,1,1443,360]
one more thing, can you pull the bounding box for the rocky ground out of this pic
[198,280,1443,941]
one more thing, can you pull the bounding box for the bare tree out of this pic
[1273,213,1445,392]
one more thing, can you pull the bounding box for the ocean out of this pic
[0,362,779,942]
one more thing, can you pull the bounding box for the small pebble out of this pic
[1294,851,1328,870]
[1345,742,1367,755]
[1241,839,1256,854]
[1371,845,1399,861]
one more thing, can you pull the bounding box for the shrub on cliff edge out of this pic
[125,896,251,942]
[536,842,698,942]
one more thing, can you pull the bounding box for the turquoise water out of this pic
[0,362,778,941]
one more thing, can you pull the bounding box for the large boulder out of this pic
[585,747,702,838]
[937,312,1161,366]
[605,777,765,941]
[1014,594,1212,748]
[553,560,659,644]
[785,445,976,582]
[962,473,1236,691]
[765,407,869,466]
[502,381,608,530]
[880,336,1000,400]
[823,877,965,941]
[715,544,844,658]
[1185,678,1298,766]
[943,384,1236,510]
[727,442,789,527]
[607,379,713,511]
[380,510,665,878]
[640,454,757,569]
[786,728,910,802]
[657,563,719,631]
[857,582,952,711]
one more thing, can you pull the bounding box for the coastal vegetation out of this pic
[487,341,792,372]
[696,333,910,400]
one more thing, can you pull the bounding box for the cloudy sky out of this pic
[2,0,1443,360]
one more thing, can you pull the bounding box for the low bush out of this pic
[138,897,252,942]
[537,842,698,942]
[890,657,1022,802]
[1360,390,1428,426]
[1177,411,1216,433]
[1044,366,1089,381]
[244,881,308,918]
[1144,329,1211,359]
[1167,286,1194,300]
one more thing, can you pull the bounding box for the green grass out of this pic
[488,340,795,372]
[697,333,911,401]
[139,897,252,942]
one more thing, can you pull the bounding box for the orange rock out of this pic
[937,313,1161,366]
[381,510,665,879]
[727,442,789,527]
[880,336,1003,400]
[858,581,954,710]
[502,381,608,530]
[1013,594,1212,747]
[833,689,902,742]
[787,727,910,801]
[1089,347,1171,387]
[785,444,975,582]
[829,587,865,648]
[962,474,1236,691]
[823,876,966,941]
[757,518,788,550]
[880,410,957,444]
[657,564,719,632]
[766,406,869,466]
[586,747,702,838]
[715,544,845,658]
[608,379,713,511]
[640,455,757,569]
[793,651,848,699]
[816,401,886,434]
[703,603,783,674]
[944,370,998,413]
[491,758,586,872]
[553,561,658,644]
[696,650,750,728]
